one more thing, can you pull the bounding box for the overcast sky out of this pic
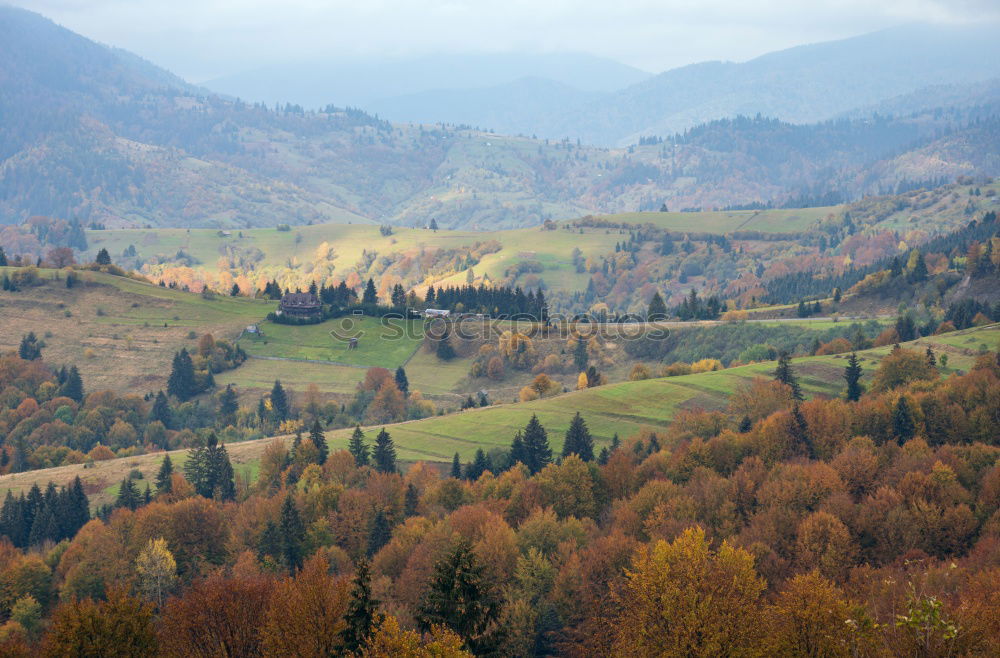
[10,0,1000,82]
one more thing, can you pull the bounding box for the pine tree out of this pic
[362,278,378,305]
[451,452,462,479]
[508,431,529,469]
[738,415,753,433]
[0,247,6,266]
[774,351,803,400]
[218,384,238,427]
[404,484,420,517]
[562,412,594,462]
[394,367,409,396]
[367,510,392,557]
[790,403,813,459]
[270,380,290,422]
[309,420,328,465]
[155,455,173,495]
[926,346,937,368]
[844,352,864,402]
[341,560,383,654]
[348,425,369,467]
[278,494,305,573]
[61,366,84,403]
[18,333,41,360]
[573,336,588,372]
[522,415,552,474]
[647,292,668,321]
[150,391,172,429]
[373,429,396,473]
[115,477,141,511]
[893,396,916,444]
[95,248,112,266]
[167,349,197,401]
[418,539,501,654]
[464,449,491,481]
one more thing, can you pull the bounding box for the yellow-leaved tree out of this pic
[134,538,177,607]
[611,526,765,656]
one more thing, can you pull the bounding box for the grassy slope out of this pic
[0,268,273,394]
[4,324,995,508]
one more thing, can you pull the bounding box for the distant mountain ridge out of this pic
[2,6,1000,232]
[368,24,1000,145]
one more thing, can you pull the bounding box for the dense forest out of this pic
[0,338,997,654]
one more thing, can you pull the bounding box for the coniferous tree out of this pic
[270,380,290,422]
[348,425,369,467]
[341,559,383,654]
[522,415,552,474]
[362,278,378,305]
[926,346,937,368]
[155,455,173,495]
[647,292,668,321]
[0,247,6,266]
[278,494,305,573]
[893,396,916,444]
[451,453,462,479]
[61,366,84,403]
[404,484,420,517]
[373,429,396,473]
[367,510,392,557]
[18,333,41,360]
[184,434,236,500]
[218,384,238,427]
[774,351,803,400]
[465,449,491,481]
[844,352,864,402]
[115,477,141,511]
[597,447,610,465]
[738,415,753,433]
[95,248,112,266]
[573,336,589,372]
[167,349,197,401]
[150,391,173,429]
[394,367,409,396]
[790,403,813,459]
[418,539,502,654]
[309,420,328,465]
[562,412,594,462]
[508,431,529,470]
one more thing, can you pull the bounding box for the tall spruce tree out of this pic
[309,420,328,465]
[573,336,588,372]
[844,352,864,402]
[18,333,41,360]
[893,396,916,444]
[373,429,397,473]
[348,425,369,467]
[418,539,502,654]
[522,414,552,474]
[394,367,409,396]
[155,455,173,495]
[278,494,305,572]
[367,510,392,557]
[362,278,378,305]
[95,248,112,265]
[270,380,290,422]
[218,384,239,427]
[115,477,141,511]
[341,560,383,654]
[647,292,668,321]
[508,431,529,470]
[61,366,84,403]
[167,349,197,401]
[562,412,594,462]
[150,391,173,429]
[451,452,462,479]
[774,351,803,400]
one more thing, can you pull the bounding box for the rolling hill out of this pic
[2,322,995,508]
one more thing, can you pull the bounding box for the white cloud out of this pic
[10,0,1000,81]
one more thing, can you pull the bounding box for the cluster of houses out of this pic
[273,291,453,320]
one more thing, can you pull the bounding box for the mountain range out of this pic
[1,6,999,231]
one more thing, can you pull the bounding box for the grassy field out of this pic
[0,268,273,394]
[238,316,424,367]
[591,206,838,233]
[6,324,995,508]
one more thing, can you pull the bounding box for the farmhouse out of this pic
[279,292,321,319]
[424,308,451,318]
